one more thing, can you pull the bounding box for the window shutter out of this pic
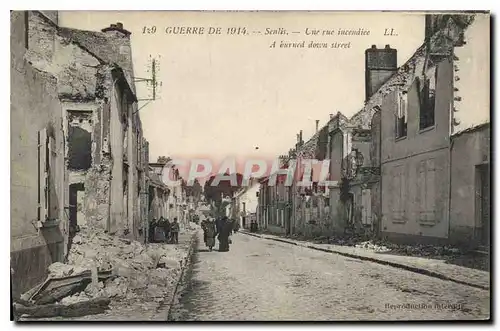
[48,135,57,219]
[393,167,401,221]
[425,159,436,223]
[418,161,426,223]
[400,166,406,219]
[38,128,48,222]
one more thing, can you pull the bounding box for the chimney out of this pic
[299,130,303,144]
[365,44,397,101]
[101,22,132,37]
[315,120,319,133]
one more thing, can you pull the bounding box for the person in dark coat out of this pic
[204,219,217,251]
[161,218,171,243]
[215,217,223,235]
[217,217,231,252]
[148,218,158,243]
[201,218,209,244]
[171,218,180,244]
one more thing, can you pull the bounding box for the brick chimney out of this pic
[101,22,131,37]
[315,120,319,133]
[365,44,397,101]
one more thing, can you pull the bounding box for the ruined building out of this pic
[11,11,150,297]
[257,13,489,247]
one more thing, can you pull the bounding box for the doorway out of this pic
[69,183,85,230]
[476,164,490,247]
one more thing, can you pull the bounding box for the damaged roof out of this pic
[58,27,130,71]
[349,14,475,130]
[57,25,136,96]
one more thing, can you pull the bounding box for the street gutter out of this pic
[162,231,199,320]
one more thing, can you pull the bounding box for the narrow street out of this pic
[170,231,490,321]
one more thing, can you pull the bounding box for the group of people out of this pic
[149,217,180,244]
[201,216,240,252]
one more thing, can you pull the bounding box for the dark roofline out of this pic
[101,24,132,37]
[350,14,476,123]
[33,11,58,29]
[33,11,107,66]
[33,12,137,102]
[149,163,166,167]
[112,67,138,103]
[57,27,108,65]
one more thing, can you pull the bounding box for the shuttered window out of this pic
[38,129,56,222]
[418,159,437,225]
[392,165,406,222]
[361,189,372,225]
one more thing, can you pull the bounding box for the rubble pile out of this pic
[310,233,469,257]
[67,228,186,304]
[353,240,465,257]
[16,226,191,320]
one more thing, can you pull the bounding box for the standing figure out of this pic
[153,217,166,242]
[201,218,209,245]
[162,218,171,243]
[232,219,240,234]
[215,217,223,235]
[218,217,231,252]
[171,218,180,244]
[149,218,158,243]
[205,219,217,251]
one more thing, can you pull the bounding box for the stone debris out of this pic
[47,262,89,278]
[18,225,195,320]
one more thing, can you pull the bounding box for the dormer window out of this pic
[395,91,408,139]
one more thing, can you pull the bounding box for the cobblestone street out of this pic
[170,231,490,321]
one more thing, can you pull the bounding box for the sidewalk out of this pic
[241,230,490,290]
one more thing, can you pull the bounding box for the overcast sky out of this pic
[58,12,489,173]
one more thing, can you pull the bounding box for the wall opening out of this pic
[67,110,93,171]
[476,164,490,247]
[69,183,85,231]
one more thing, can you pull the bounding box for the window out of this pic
[418,66,438,130]
[395,91,408,139]
[67,111,92,171]
[418,159,436,224]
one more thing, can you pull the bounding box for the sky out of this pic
[57,12,490,172]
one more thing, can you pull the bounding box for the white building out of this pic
[232,180,261,229]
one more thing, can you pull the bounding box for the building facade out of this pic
[256,14,489,248]
[372,14,486,246]
[231,180,260,229]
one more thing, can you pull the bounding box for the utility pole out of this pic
[133,56,161,244]
[134,55,162,113]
